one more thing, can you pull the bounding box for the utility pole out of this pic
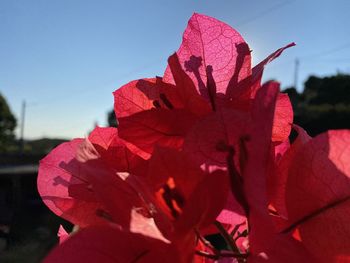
[20,100,26,154]
[294,58,299,90]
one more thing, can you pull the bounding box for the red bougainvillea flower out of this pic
[38,127,148,228]
[39,126,229,262]
[38,13,296,263]
[113,13,294,238]
[114,13,294,159]
[38,12,350,263]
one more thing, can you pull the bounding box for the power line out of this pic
[300,43,350,59]
[237,0,296,26]
[19,100,26,153]
[27,58,164,108]
[315,58,350,63]
[263,42,350,69]
[294,58,299,89]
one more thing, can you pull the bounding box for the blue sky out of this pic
[1,0,350,139]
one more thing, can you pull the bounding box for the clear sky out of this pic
[1,0,350,139]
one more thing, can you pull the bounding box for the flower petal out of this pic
[44,226,182,263]
[118,109,197,156]
[284,130,350,262]
[164,13,251,96]
[272,93,293,142]
[38,139,106,227]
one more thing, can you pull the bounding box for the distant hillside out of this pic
[0,138,68,165]
[24,138,68,155]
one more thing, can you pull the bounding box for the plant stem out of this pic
[214,221,240,254]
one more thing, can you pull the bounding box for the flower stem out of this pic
[214,221,241,254]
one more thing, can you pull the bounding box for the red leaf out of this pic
[38,129,160,229]
[113,78,186,118]
[216,192,246,233]
[57,225,69,244]
[272,93,293,142]
[184,108,249,170]
[38,139,106,227]
[269,125,311,220]
[118,108,197,156]
[167,53,211,115]
[274,139,290,162]
[88,126,147,175]
[147,147,203,199]
[114,78,156,118]
[164,13,251,96]
[77,138,174,235]
[248,43,295,98]
[228,43,294,109]
[44,226,182,263]
[243,82,316,262]
[175,170,229,235]
[75,157,145,228]
[247,237,316,263]
[244,81,279,214]
[283,130,350,262]
[88,126,118,151]
[148,147,243,236]
[129,207,170,243]
[183,108,250,229]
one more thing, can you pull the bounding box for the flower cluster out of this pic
[38,14,350,263]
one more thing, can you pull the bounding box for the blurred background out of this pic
[1,0,350,262]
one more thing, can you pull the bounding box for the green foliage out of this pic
[24,138,68,155]
[295,103,350,135]
[304,74,350,104]
[107,110,118,127]
[0,93,17,152]
[283,73,350,136]
[283,87,303,106]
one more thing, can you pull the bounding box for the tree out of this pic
[283,87,302,106]
[0,93,17,152]
[304,74,350,104]
[283,74,350,136]
[107,110,118,127]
